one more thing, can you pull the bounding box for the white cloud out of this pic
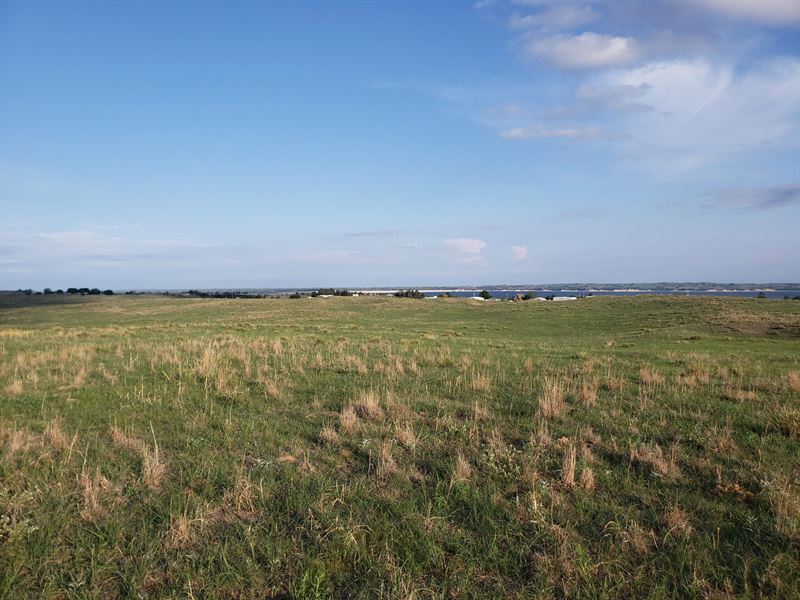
[699,0,800,26]
[510,245,528,260]
[458,255,486,265]
[590,57,800,169]
[501,125,610,140]
[525,32,637,69]
[445,238,487,254]
[509,4,599,30]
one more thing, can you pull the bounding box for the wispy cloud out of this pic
[445,238,487,254]
[509,4,599,31]
[510,245,528,260]
[501,125,614,141]
[463,0,799,174]
[702,184,800,211]
[699,0,800,26]
[1,228,224,272]
[522,32,638,69]
[291,249,364,264]
[342,229,404,238]
[589,58,800,170]
[556,207,614,220]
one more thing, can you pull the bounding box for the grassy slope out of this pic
[0,295,798,599]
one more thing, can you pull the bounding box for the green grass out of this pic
[0,294,798,599]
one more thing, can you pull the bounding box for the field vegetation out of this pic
[0,294,798,598]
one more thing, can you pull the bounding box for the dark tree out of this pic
[395,289,425,299]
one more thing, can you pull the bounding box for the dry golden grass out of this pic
[79,468,114,521]
[723,386,758,402]
[766,475,799,543]
[353,389,383,420]
[110,425,146,454]
[0,328,33,338]
[269,338,284,357]
[578,377,598,406]
[488,428,509,458]
[142,435,166,491]
[786,370,800,392]
[225,474,257,519]
[473,401,489,421]
[109,424,166,491]
[5,379,23,396]
[207,474,259,525]
[709,424,737,454]
[4,427,38,456]
[664,505,692,538]
[623,522,655,556]
[639,365,665,386]
[375,441,398,480]
[470,371,492,393]
[453,451,471,482]
[631,442,680,478]
[579,466,595,491]
[262,378,281,399]
[394,422,417,450]
[339,405,358,434]
[675,372,700,388]
[580,442,595,464]
[166,513,195,550]
[769,406,799,439]
[43,417,67,450]
[530,420,551,446]
[342,354,368,375]
[602,373,625,393]
[561,442,576,488]
[538,377,566,419]
[72,366,88,388]
[319,425,339,446]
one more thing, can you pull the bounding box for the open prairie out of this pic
[1,294,798,598]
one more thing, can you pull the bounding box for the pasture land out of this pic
[1,294,798,598]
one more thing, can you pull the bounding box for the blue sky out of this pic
[1,0,798,289]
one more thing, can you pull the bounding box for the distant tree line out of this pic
[15,288,115,295]
[311,289,352,297]
[395,289,425,299]
[65,287,114,295]
[183,290,267,299]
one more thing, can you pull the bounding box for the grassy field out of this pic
[0,294,798,599]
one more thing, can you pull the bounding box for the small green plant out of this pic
[290,567,331,600]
